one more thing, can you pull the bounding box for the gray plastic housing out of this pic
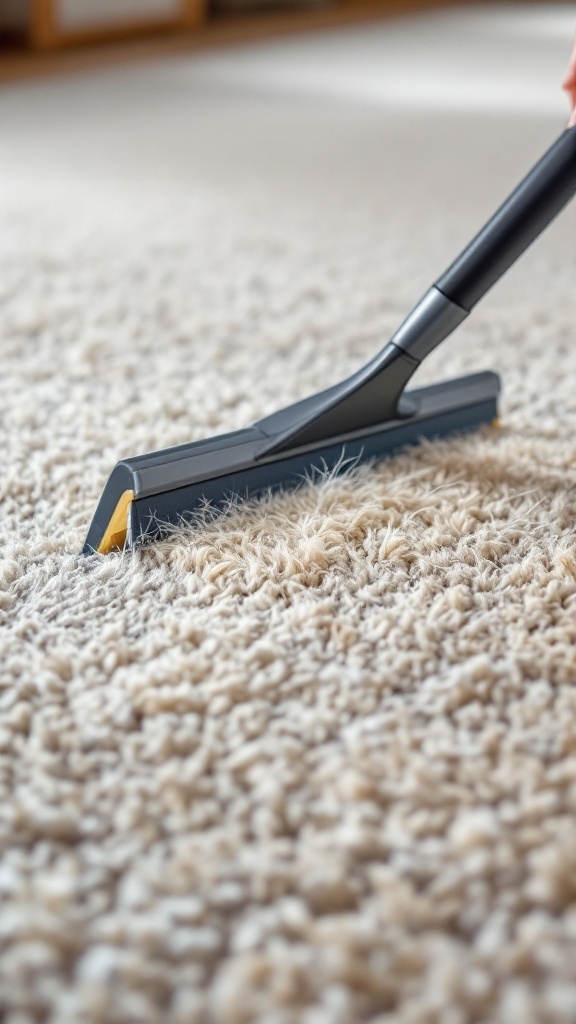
[82,371,499,553]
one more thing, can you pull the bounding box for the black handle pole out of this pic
[436,125,576,312]
[260,125,576,453]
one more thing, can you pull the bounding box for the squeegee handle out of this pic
[436,125,576,312]
[258,126,576,453]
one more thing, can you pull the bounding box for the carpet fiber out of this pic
[2,6,576,1022]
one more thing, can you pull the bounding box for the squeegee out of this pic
[83,126,576,555]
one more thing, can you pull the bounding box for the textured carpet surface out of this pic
[2,6,576,1022]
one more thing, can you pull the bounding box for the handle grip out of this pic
[436,126,576,312]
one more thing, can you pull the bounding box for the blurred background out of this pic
[2,2,572,75]
[0,1,575,454]
[0,0,486,62]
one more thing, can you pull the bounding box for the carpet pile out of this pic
[2,8,576,1022]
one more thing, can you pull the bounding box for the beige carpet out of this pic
[2,6,576,1022]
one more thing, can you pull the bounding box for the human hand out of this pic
[562,33,576,127]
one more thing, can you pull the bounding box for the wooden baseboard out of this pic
[29,0,206,50]
[0,0,462,85]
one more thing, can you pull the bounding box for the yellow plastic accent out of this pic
[97,490,135,554]
[492,418,501,428]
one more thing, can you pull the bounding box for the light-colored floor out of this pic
[2,7,576,1023]
[174,3,575,116]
